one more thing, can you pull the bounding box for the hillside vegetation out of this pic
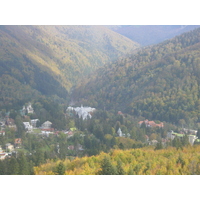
[34,145,200,175]
[0,25,139,109]
[73,28,200,125]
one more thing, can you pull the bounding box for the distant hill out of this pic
[108,25,200,46]
[73,28,200,125]
[0,25,139,109]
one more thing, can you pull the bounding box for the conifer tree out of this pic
[8,157,19,175]
[98,156,117,175]
[56,162,66,175]
[116,160,125,175]
[18,153,29,175]
[155,141,163,150]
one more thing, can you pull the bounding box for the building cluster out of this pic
[138,119,164,128]
[67,105,96,120]
[0,138,22,160]
[167,130,198,146]
[20,103,34,116]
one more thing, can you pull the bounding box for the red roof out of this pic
[68,145,74,150]
[138,119,164,128]
[15,138,22,144]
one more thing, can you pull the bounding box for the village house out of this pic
[68,145,74,150]
[26,103,34,114]
[188,135,198,146]
[0,152,8,160]
[23,122,33,132]
[145,135,149,142]
[167,130,198,146]
[117,128,123,137]
[68,144,84,151]
[5,143,14,152]
[150,139,158,145]
[167,130,183,140]
[118,111,125,117]
[138,119,164,128]
[41,121,52,129]
[0,145,10,160]
[20,103,34,116]
[14,138,22,148]
[0,130,5,136]
[40,130,54,137]
[5,118,17,130]
[117,128,129,137]
[30,119,39,128]
[65,131,74,138]
[182,128,197,135]
[0,120,5,128]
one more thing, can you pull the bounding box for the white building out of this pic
[0,131,5,136]
[27,103,34,114]
[67,105,96,120]
[167,131,176,140]
[31,119,39,128]
[5,143,14,152]
[23,122,33,132]
[41,121,52,129]
[117,128,123,137]
[0,152,7,160]
[188,135,198,146]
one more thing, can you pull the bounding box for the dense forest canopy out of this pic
[73,27,200,125]
[0,25,139,109]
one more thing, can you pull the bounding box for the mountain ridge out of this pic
[0,25,139,109]
[107,25,200,46]
[72,27,200,125]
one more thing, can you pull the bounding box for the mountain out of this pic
[0,25,139,109]
[72,28,200,125]
[107,25,200,46]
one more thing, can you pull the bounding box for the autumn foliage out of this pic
[34,145,200,175]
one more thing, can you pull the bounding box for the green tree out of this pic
[15,115,25,139]
[181,134,189,146]
[98,156,117,175]
[8,157,19,175]
[119,143,124,150]
[18,153,29,175]
[35,149,45,166]
[116,160,125,175]
[55,162,66,175]
[155,141,163,150]
[0,160,7,175]
[172,137,182,149]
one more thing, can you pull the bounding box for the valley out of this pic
[1,25,200,175]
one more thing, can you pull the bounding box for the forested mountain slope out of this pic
[0,25,139,109]
[73,28,200,125]
[108,25,200,46]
